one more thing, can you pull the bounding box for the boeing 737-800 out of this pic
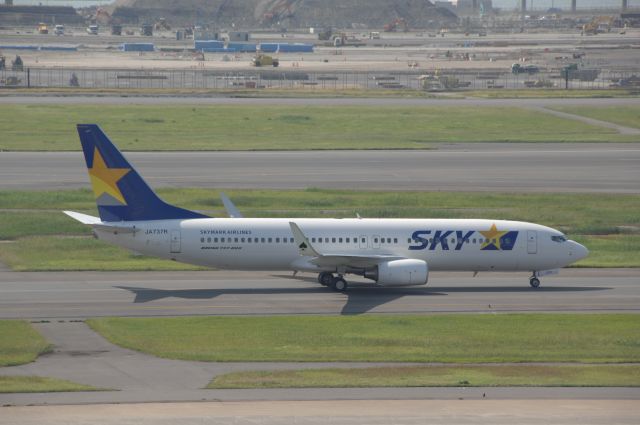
[65,124,589,291]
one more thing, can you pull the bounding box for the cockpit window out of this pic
[551,235,567,243]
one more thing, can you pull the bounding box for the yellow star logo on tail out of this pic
[88,148,130,205]
[480,223,507,250]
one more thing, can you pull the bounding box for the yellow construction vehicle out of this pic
[252,54,279,67]
[582,16,614,35]
[37,23,49,34]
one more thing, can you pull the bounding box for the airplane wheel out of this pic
[529,277,540,288]
[319,272,334,286]
[332,277,348,292]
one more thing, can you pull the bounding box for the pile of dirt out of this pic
[111,0,457,29]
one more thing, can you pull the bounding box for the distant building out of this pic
[434,1,456,13]
[457,0,493,13]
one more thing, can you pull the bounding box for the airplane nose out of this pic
[569,241,589,261]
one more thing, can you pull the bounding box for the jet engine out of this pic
[364,259,429,286]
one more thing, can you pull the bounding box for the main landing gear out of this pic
[317,272,348,292]
[529,272,541,288]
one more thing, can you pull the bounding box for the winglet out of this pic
[220,192,243,218]
[289,222,321,257]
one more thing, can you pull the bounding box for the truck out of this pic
[511,63,540,74]
[37,23,49,34]
[252,54,279,67]
[86,25,99,35]
[54,25,65,36]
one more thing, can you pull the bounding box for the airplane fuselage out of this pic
[97,218,586,276]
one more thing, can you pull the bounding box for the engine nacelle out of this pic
[364,259,429,286]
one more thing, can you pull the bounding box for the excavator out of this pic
[384,18,408,32]
[582,16,614,35]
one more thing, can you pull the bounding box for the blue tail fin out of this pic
[77,124,209,222]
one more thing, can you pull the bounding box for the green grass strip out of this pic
[0,236,205,271]
[0,376,104,393]
[550,106,640,129]
[0,104,635,151]
[209,364,640,389]
[0,321,52,367]
[87,314,640,363]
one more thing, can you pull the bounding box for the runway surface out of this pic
[1,268,638,319]
[2,144,639,192]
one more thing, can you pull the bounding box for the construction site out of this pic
[0,0,639,91]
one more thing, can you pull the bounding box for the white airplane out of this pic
[65,124,589,292]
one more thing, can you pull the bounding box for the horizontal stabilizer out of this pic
[63,210,101,225]
[63,210,137,234]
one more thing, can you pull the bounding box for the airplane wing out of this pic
[220,192,243,218]
[289,221,405,268]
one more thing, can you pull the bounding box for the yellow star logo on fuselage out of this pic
[479,223,507,250]
[88,148,131,205]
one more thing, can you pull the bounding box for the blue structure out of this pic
[195,40,224,51]
[227,42,257,53]
[259,43,314,53]
[120,43,155,52]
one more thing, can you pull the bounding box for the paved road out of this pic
[3,399,638,425]
[1,144,639,192]
[2,96,640,107]
[1,269,638,319]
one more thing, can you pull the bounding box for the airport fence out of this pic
[1,67,639,91]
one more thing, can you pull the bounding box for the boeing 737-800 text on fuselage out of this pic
[65,125,588,291]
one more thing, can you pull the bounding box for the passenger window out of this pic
[407,238,411,243]
[221,237,225,242]
[339,237,343,243]
[312,238,316,243]
[290,238,294,243]
[207,237,211,243]
[325,238,329,243]
[394,238,398,244]
[332,238,336,243]
[200,237,205,243]
[268,238,272,243]
[261,237,265,243]
[214,237,218,243]
[276,238,280,243]
[346,238,350,243]
[234,238,239,243]
[374,238,378,243]
[241,238,245,243]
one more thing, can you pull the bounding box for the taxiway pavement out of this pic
[0,268,638,319]
[1,144,638,193]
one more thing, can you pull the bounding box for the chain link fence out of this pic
[1,67,639,91]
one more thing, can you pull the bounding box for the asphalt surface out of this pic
[1,144,639,192]
[3,400,639,425]
[0,269,638,319]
